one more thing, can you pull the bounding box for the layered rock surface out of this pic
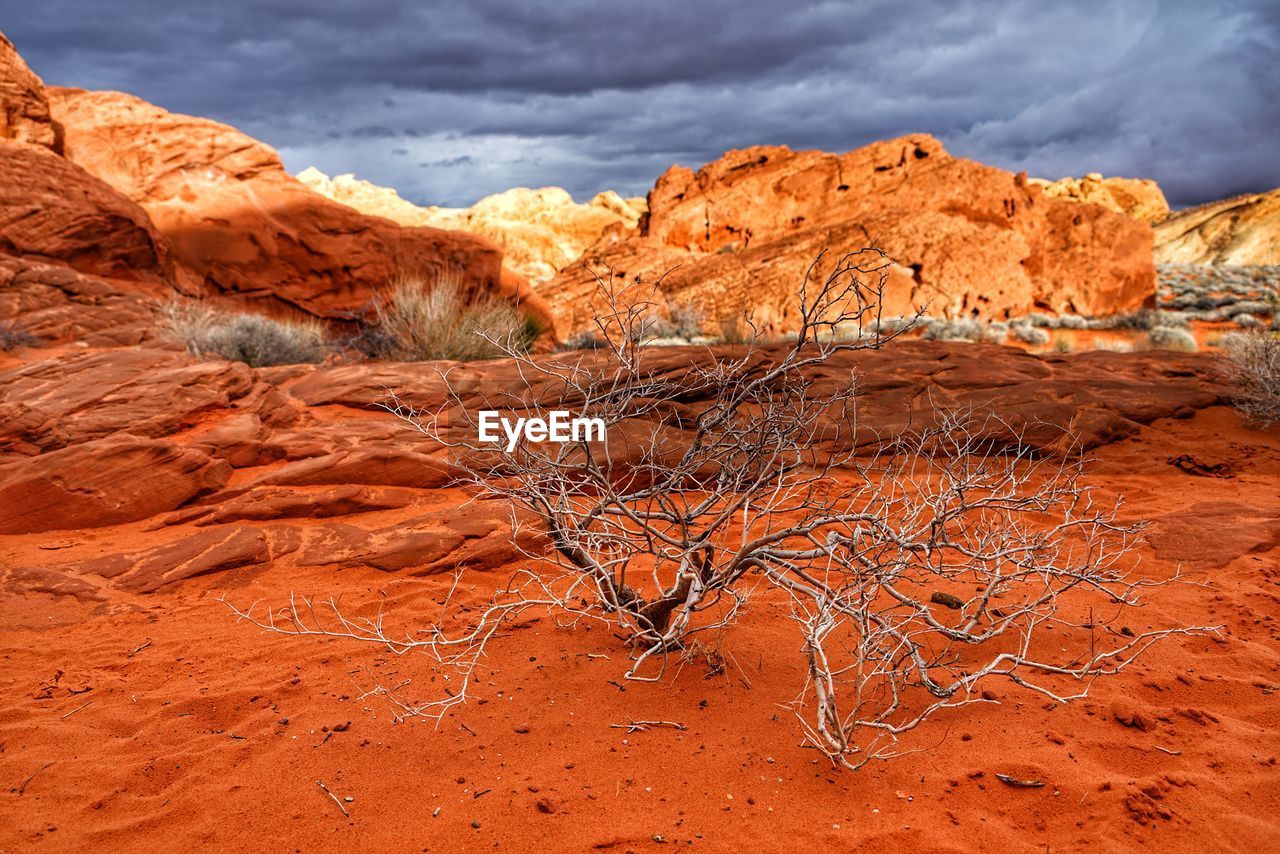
[298,168,645,285]
[0,341,1228,574]
[544,137,1157,334]
[0,256,162,346]
[0,140,174,282]
[1154,187,1280,265]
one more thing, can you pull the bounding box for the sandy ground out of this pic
[2,402,1278,852]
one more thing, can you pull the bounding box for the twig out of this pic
[996,774,1045,788]
[317,780,349,817]
[610,720,687,733]
[128,641,152,657]
[18,762,54,795]
[60,699,93,720]
[1153,746,1182,756]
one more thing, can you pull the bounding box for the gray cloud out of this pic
[6,0,1277,207]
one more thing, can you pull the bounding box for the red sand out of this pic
[2,401,1278,852]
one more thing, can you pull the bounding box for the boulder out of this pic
[0,140,173,281]
[1154,187,1280,265]
[1028,173,1170,223]
[544,136,1156,333]
[0,255,162,347]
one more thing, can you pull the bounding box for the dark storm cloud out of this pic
[6,0,1276,207]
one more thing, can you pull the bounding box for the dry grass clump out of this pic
[920,317,1006,344]
[0,320,39,351]
[558,330,609,351]
[1146,325,1198,352]
[649,300,706,341]
[1010,323,1049,345]
[162,302,327,367]
[1102,309,1190,331]
[354,275,539,362]
[1223,331,1280,426]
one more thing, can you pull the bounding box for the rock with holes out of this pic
[544,136,1155,334]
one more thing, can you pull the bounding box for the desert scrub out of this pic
[1009,323,1049,346]
[0,320,39,351]
[558,329,608,351]
[1223,331,1280,425]
[1057,314,1089,330]
[229,248,1207,771]
[921,317,1006,344]
[1100,309,1190,331]
[1147,325,1198,352]
[648,300,706,341]
[355,275,540,361]
[162,302,327,366]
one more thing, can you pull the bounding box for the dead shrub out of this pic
[1224,331,1280,425]
[0,320,39,351]
[229,249,1208,770]
[648,300,706,341]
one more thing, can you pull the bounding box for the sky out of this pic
[6,0,1277,208]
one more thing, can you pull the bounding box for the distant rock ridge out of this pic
[297,167,645,284]
[1028,173,1170,224]
[1153,187,1280,265]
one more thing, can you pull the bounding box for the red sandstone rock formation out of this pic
[0,140,175,282]
[0,33,59,151]
[47,87,547,322]
[0,35,178,286]
[0,256,164,346]
[544,137,1156,333]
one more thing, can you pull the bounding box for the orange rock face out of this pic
[0,35,178,285]
[0,33,59,151]
[0,140,174,281]
[0,256,163,346]
[0,435,231,534]
[545,136,1156,333]
[47,88,543,321]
